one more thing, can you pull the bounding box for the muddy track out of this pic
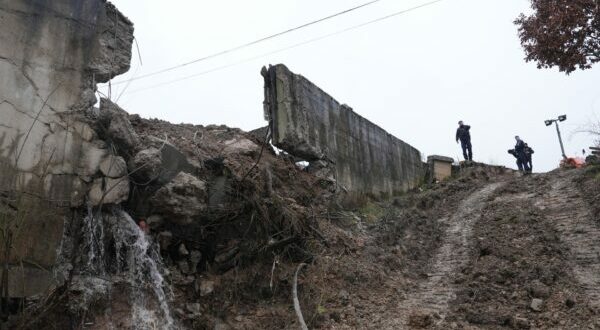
[536,172,600,309]
[328,169,600,329]
[393,182,504,327]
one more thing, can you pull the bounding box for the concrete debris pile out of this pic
[11,0,599,329]
[0,1,353,328]
[5,79,333,328]
[2,28,333,324]
[0,0,323,328]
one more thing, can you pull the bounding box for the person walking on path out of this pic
[456,121,473,161]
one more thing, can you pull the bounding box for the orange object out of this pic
[573,157,585,167]
[560,157,585,169]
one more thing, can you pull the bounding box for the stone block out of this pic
[427,155,454,182]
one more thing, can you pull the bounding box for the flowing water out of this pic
[79,207,175,329]
[114,211,175,330]
[83,205,107,275]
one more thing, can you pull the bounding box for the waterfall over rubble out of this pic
[76,208,175,330]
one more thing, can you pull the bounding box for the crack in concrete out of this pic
[0,100,50,125]
[0,57,65,117]
[0,53,81,74]
[0,56,46,103]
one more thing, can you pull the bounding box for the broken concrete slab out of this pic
[158,144,196,184]
[99,99,140,153]
[150,172,208,225]
[100,154,128,178]
[88,1,135,83]
[263,64,424,196]
[130,147,163,182]
[89,177,130,206]
[223,138,259,156]
[130,143,195,185]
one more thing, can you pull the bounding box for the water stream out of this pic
[114,211,175,330]
[79,207,175,329]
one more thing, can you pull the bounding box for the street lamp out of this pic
[544,115,567,159]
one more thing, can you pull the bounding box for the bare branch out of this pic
[293,263,308,330]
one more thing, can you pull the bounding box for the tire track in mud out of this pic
[393,182,504,328]
[536,173,600,308]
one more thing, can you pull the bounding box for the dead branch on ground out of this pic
[293,263,308,330]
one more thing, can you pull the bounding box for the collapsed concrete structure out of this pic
[0,0,134,296]
[0,3,330,328]
[263,64,424,196]
[0,1,514,329]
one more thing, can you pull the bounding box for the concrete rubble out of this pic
[150,172,208,225]
[1,3,334,328]
[7,1,591,330]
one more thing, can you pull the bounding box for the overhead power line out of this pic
[111,0,384,86]
[123,0,445,95]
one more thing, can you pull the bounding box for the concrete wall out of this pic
[0,0,133,296]
[263,64,424,196]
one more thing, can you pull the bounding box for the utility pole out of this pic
[545,115,567,159]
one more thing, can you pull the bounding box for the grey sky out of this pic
[100,0,600,172]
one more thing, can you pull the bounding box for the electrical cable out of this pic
[110,0,385,86]
[122,0,445,95]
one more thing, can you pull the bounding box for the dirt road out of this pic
[382,169,600,329]
[392,183,504,327]
[536,172,600,309]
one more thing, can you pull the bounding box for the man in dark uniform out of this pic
[456,121,473,161]
[524,143,534,173]
[513,136,530,173]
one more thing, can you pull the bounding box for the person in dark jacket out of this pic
[456,121,473,161]
[524,143,534,173]
[513,136,530,173]
[507,148,526,172]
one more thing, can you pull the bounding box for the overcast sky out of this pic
[99,0,600,172]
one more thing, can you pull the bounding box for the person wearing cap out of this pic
[455,120,473,161]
